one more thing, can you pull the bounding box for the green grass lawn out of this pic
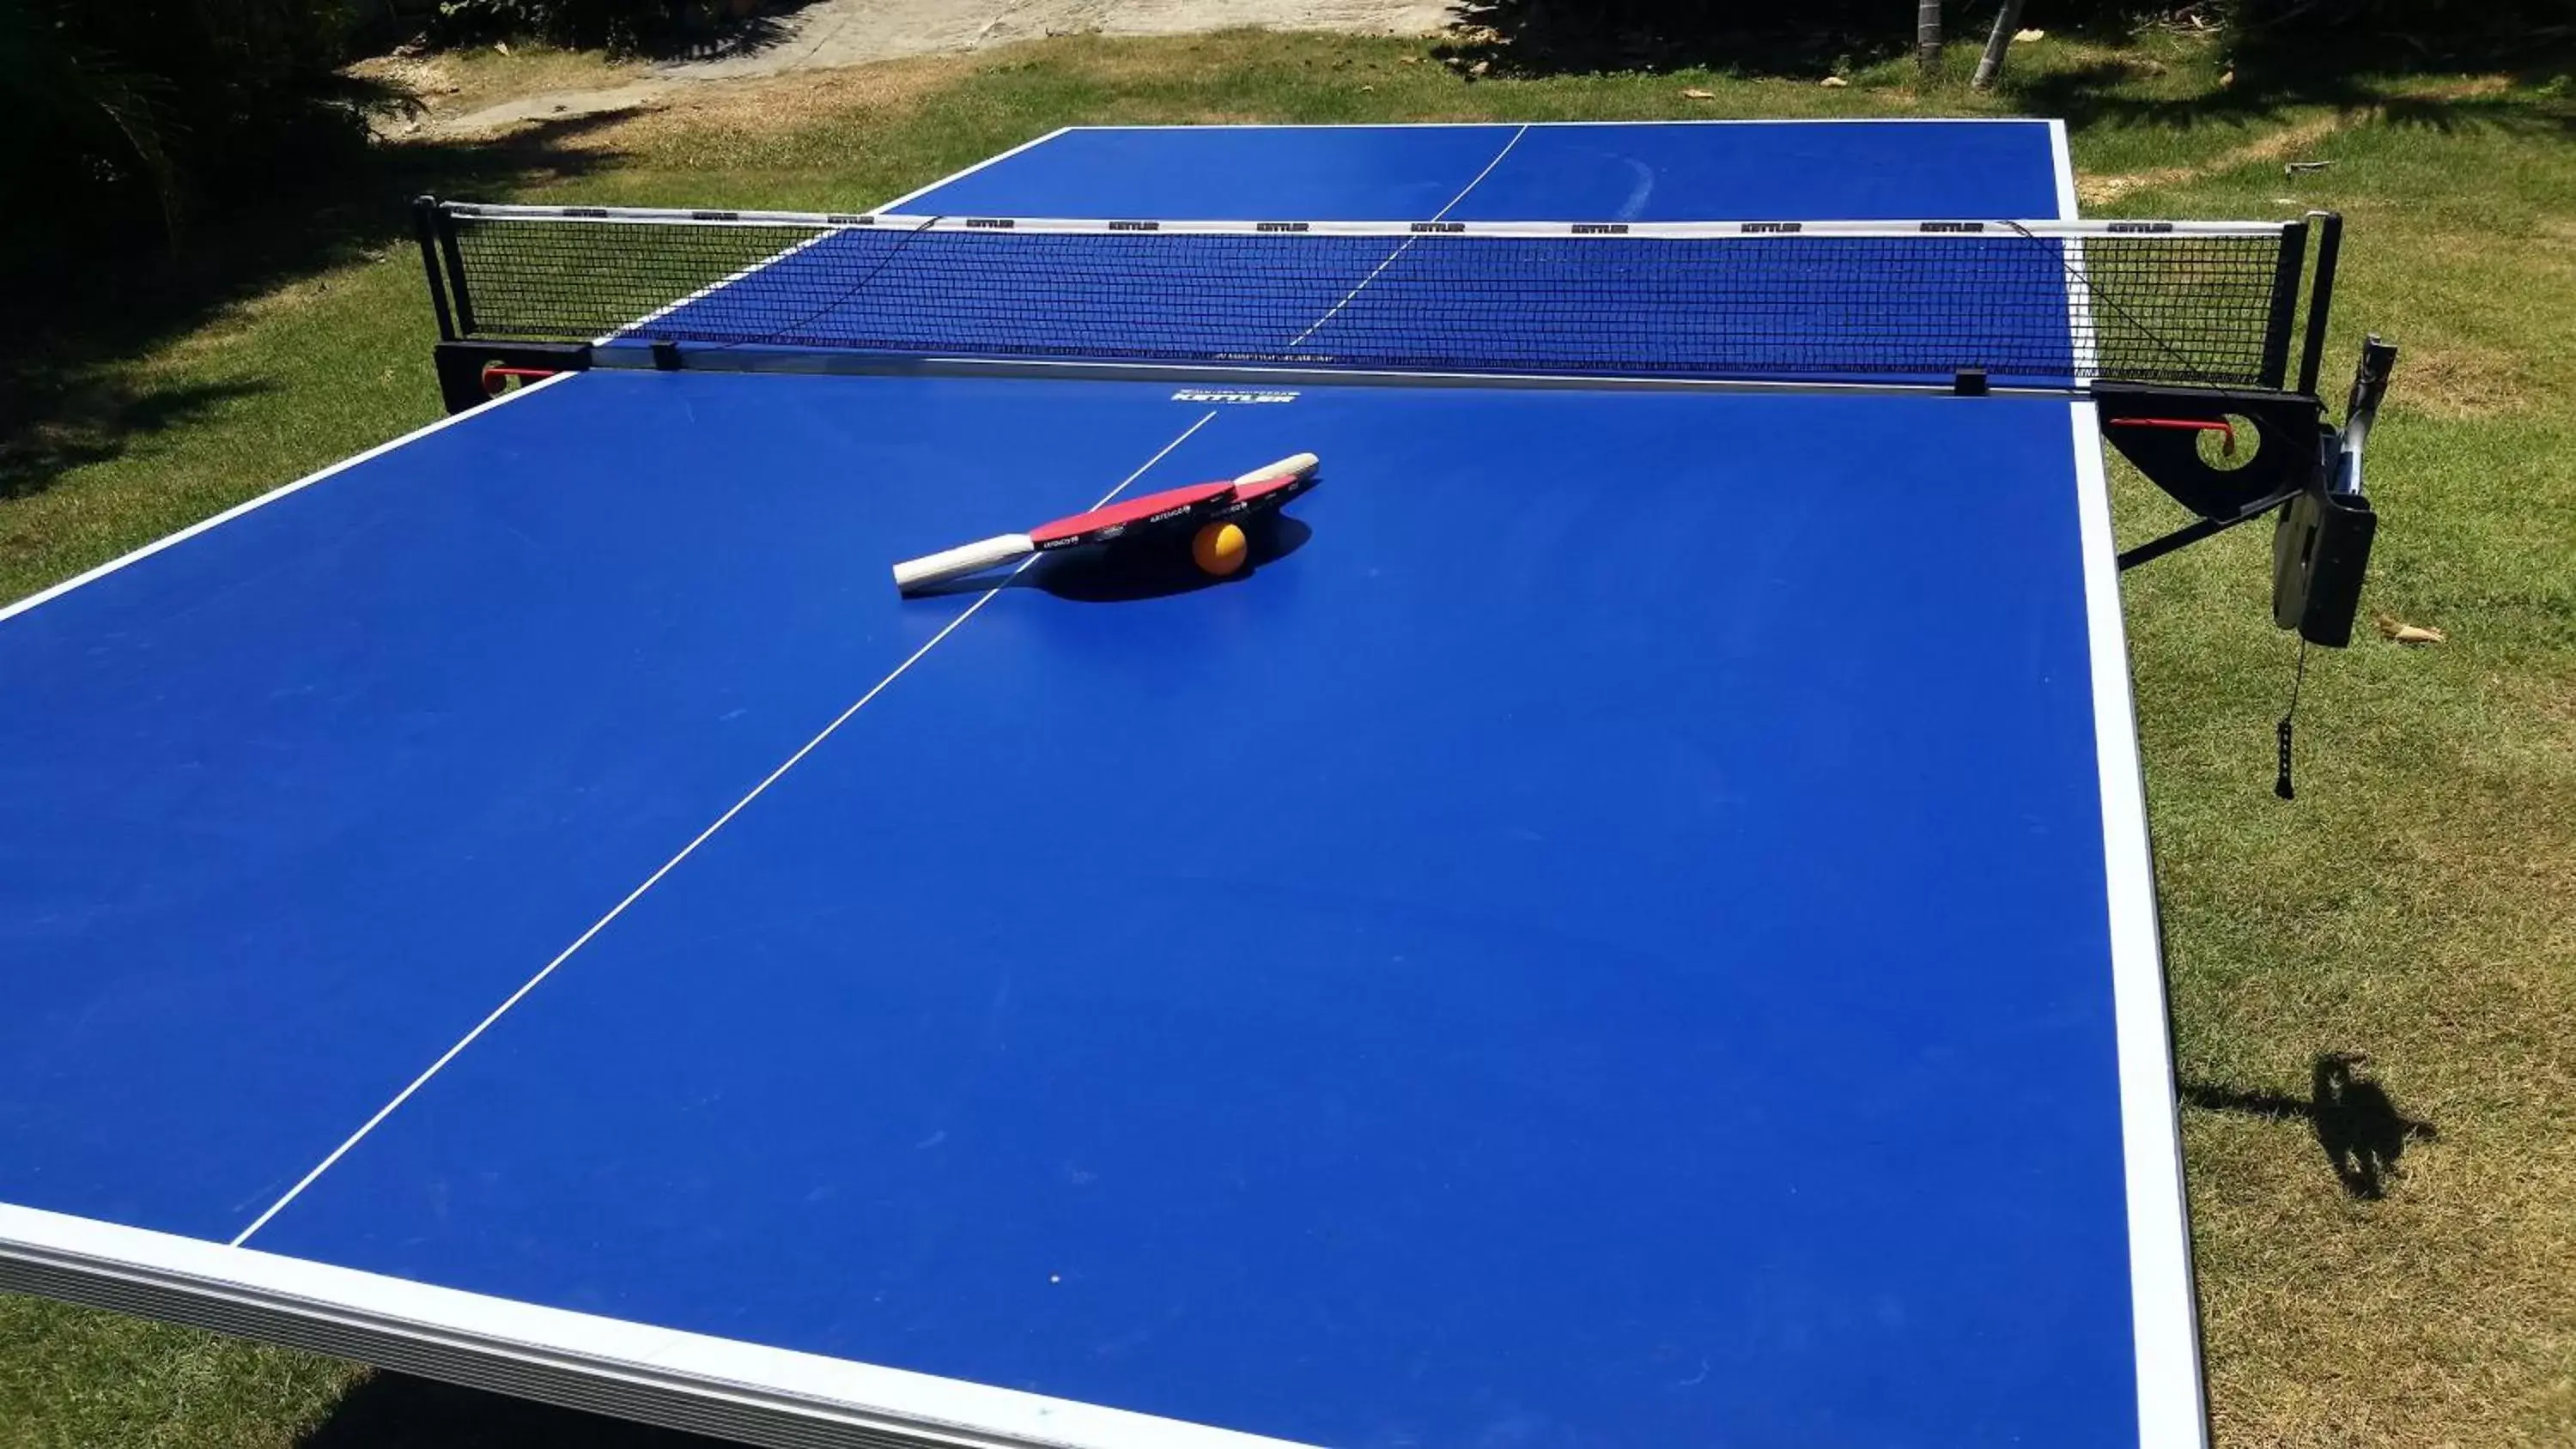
[3,27,2572,1449]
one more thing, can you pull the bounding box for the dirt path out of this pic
[427,0,1455,136]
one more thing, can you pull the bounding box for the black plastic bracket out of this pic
[2114,481,2307,572]
[2100,333,2393,652]
[433,340,593,415]
[2270,334,2395,646]
[2095,383,2330,525]
[2295,213,2343,397]
[412,197,457,344]
[2271,484,2376,646]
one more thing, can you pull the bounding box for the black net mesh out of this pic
[440,208,2298,388]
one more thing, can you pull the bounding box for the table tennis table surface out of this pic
[0,121,2203,1448]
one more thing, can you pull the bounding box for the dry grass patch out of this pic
[2391,73,2518,101]
[577,53,986,152]
[2473,671,2576,771]
[2385,338,2537,419]
[351,45,646,135]
[2079,112,2348,205]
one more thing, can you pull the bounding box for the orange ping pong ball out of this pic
[1193,520,1249,577]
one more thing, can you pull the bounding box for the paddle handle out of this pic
[892,532,1032,592]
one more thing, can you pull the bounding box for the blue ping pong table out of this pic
[1,121,2207,1447]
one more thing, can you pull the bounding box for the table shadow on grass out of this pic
[296,1371,741,1449]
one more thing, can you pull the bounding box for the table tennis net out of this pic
[427,202,2315,389]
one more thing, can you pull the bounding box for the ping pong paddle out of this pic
[892,453,1319,593]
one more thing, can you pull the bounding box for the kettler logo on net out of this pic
[1172,390,1300,405]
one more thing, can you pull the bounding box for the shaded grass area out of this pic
[2,27,2572,1449]
[0,112,640,597]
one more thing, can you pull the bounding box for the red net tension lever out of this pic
[481,365,559,395]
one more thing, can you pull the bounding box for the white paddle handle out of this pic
[891,532,1033,592]
[1237,451,1319,483]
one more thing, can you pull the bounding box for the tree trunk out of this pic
[1972,0,2030,90]
[1916,0,1942,74]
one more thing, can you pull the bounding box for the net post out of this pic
[412,196,457,344]
[2293,212,2342,397]
[2259,218,2307,391]
[429,200,479,338]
